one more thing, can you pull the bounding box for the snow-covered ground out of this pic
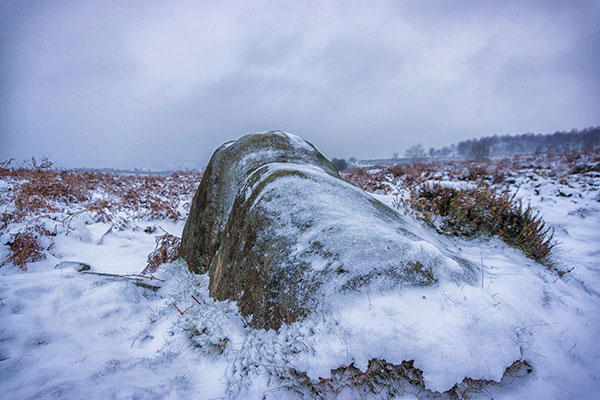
[1,165,599,399]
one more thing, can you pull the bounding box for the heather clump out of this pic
[402,182,554,265]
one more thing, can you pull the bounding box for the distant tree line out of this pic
[429,126,600,159]
[332,126,599,167]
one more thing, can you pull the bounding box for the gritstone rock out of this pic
[182,131,469,329]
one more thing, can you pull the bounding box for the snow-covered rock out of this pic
[182,131,471,330]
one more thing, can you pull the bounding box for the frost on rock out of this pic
[179,131,529,393]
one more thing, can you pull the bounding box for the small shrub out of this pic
[342,168,389,192]
[142,233,181,275]
[0,227,48,271]
[402,182,555,265]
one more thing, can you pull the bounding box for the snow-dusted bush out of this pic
[402,182,555,266]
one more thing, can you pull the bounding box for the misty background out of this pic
[1,0,599,170]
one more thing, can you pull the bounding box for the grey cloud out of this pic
[1,0,598,169]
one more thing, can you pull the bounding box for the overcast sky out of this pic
[1,0,599,170]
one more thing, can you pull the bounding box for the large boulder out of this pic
[182,131,468,329]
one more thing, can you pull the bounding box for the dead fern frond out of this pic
[1,227,47,271]
[142,233,181,275]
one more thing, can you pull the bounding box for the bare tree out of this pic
[405,143,427,163]
[469,141,490,160]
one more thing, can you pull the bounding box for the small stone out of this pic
[54,261,91,272]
